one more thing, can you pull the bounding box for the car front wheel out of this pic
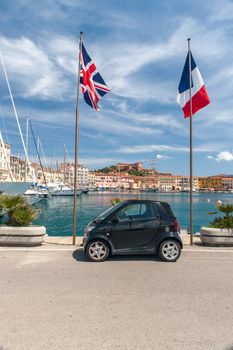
[158,239,181,262]
[86,240,110,262]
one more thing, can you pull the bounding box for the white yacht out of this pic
[47,183,82,196]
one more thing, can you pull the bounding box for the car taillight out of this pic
[174,218,179,231]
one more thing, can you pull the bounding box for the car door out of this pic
[111,202,160,250]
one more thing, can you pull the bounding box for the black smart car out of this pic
[83,199,182,262]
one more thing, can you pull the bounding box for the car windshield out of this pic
[93,202,123,223]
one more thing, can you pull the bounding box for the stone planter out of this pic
[0,225,46,246]
[200,227,233,246]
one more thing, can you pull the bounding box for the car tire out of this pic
[158,239,181,262]
[86,240,110,262]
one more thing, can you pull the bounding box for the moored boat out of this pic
[50,184,82,196]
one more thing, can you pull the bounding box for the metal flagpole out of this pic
[25,116,29,181]
[73,31,83,245]
[187,38,193,246]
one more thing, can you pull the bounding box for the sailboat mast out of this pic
[39,137,53,183]
[64,144,71,184]
[63,144,66,183]
[0,52,31,176]
[28,119,47,186]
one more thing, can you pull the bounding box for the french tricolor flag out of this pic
[177,52,210,118]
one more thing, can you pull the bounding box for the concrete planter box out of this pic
[200,227,233,246]
[0,225,46,246]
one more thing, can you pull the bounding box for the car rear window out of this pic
[159,202,175,218]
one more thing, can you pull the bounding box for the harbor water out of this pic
[33,191,233,236]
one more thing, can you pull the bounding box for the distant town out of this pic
[1,141,233,192]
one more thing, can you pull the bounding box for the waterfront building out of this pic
[158,175,177,191]
[77,165,89,187]
[198,176,223,191]
[95,173,135,189]
[10,155,27,181]
[31,162,61,184]
[88,172,96,188]
[116,162,144,172]
[175,176,199,190]
[222,177,233,190]
[138,175,159,190]
[0,142,11,181]
[59,163,89,187]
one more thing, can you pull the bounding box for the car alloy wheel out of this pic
[86,240,109,262]
[159,240,181,262]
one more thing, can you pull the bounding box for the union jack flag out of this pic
[80,43,110,111]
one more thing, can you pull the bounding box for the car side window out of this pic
[116,203,153,221]
[151,203,160,218]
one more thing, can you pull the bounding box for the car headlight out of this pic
[84,224,96,237]
[87,224,96,232]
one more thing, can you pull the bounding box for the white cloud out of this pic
[90,18,228,105]
[216,151,233,162]
[206,151,233,162]
[0,36,71,100]
[79,157,118,168]
[209,0,233,22]
[156,154,172,160]
[80,111,163,136]
[117,142,221,154]
[118,144,188,154]
[0,16,222,105]
[102,101,184,134]
[0,14,229,108]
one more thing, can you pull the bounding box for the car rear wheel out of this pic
[158,239,181,262]
[86,240,109,262]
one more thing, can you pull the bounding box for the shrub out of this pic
[0,194,26,207]
[110,198,121,206]
[209,201,233,230]
[0,194,39,227]
[7,204,38,227]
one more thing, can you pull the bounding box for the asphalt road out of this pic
[1,248,233,350]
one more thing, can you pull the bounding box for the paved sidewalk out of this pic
[45,235,84,246]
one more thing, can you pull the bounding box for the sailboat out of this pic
[50,184,82,196]
[49,145,82,196]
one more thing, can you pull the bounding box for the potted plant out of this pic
[200,200,233,245]
[110,197,121,206]
[0,194,46,246]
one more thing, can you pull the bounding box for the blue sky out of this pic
[0,0,233,175]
